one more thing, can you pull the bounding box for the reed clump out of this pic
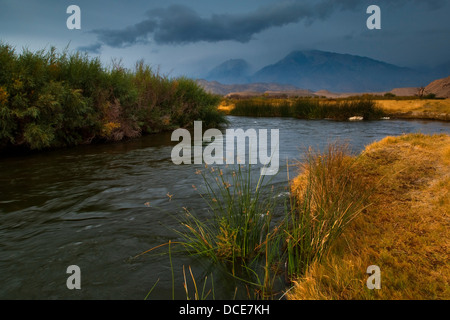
[171,143,371,298]
[176,164,277,266]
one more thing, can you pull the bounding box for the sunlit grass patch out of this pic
[285,143,371,279]
[377,99,450,114]
[287,133,450,300]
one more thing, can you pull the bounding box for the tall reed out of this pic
[176,164,278,267]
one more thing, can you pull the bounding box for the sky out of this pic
[1,0,449,78]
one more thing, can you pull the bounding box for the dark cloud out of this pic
[149,3,317,44]
[79,0,447,51]
[77,42,102,54]
[80,0,357,50]
[92,19,157,48]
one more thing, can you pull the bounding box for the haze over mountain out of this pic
[196,79,302,96]
[205,59,252,84]
[202,50,442,93]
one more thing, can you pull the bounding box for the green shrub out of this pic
[0,42,226,151]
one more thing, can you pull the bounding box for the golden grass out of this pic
[377,99,450,114]
[287,133,450,300]
[217,98,295,115]
[217,100,235,114]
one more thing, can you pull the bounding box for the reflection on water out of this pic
[0,116,448,299]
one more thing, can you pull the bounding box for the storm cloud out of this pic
[80,0,447,52]
[92,19,158,48]
[82,0,357,51]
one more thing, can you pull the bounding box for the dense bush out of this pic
[0,43,225,151]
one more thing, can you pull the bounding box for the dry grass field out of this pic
[287,133,450,299]
[376,99,450,113]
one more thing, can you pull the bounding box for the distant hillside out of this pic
[203,50,436,93]
[204,59,251,84]
[251,50,429,92]
[389,87,420,97]
[196,80,300,96]
[425,75,450,98]
[199,65,449,99]
[314,87,420,98]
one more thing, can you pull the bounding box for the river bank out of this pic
[287,133,450,299]
[376,99,450,121]
[0,43,226,153]
[218,98,450,121]
[2,115,448,299]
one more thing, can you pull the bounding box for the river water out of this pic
[0,116,449,299]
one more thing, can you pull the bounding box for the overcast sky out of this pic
[1,0,449,78]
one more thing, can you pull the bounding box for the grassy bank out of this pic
[227,98,385,120]
[0,43,226,152]
[287,133,450,299]
[377,99,450,121]
[147,143,371,299]
[142,133,449,299]
[219,97,450,121]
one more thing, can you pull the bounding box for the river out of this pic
[0,116,449,299]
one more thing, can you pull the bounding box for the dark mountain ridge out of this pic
[202,50,438,92]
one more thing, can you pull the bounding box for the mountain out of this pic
[251,50,431,92]
[201,50,446,94]
[424,75,450,98]
[204,59,251,84]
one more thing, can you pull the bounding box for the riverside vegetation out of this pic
[143,133,449,300]
[218,95,450,121]
[287,133,450,299]
[144,143,373,299]
[228,98,385,120]
[0,43,226,152]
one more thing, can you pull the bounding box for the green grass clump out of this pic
[168,143,371,299]
[177,164,277,266]
[0,42,226,151]
[230,99,292,117]
[173,163,283,299]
